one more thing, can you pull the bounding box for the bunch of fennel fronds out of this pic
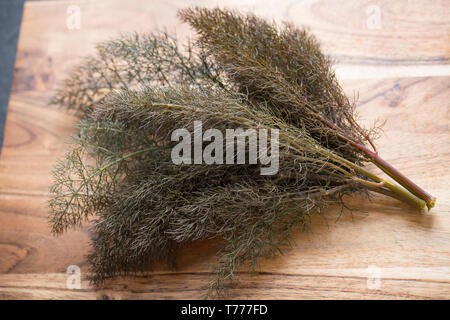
[48,7,435,298]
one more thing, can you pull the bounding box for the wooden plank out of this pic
[0,0,449,299]
[1,270,449,300]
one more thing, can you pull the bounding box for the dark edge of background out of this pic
[0,0,25,155]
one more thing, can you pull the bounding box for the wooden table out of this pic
[0,0,449,299]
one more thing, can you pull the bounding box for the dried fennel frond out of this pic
[50,32,224,117]
[48,7,436,299]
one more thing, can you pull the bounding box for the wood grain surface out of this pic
[0,0,449,300]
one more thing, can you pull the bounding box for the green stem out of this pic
[371,153,435,209]
[329,152,427,211]
[355,171,426,211]
[381,180,427,210]
[314,111,436,209]
[353,142,435,209]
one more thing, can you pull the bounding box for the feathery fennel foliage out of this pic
[49,32,225,117]
[49,8,434,298]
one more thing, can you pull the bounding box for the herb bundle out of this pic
[49,8,435,298]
